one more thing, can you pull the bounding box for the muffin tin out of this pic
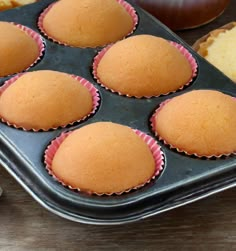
[0,0,235,225]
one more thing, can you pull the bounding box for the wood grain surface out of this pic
[0,1,236,250]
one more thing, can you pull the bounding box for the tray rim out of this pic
[1,148,235,225]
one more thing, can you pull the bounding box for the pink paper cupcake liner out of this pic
[1,23,45,78]
[0,73,100,132]
[150,98,236,158]
[38,0,138,48]
[44,129,164,196]
[93,41,198,98]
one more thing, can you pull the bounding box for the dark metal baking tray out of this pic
[0,0,235,225]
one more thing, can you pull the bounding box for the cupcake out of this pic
[0,70,99,131]
[39,0,137,47]
[0,21,42,77]
[151,90,236,157]
[45,122,163,195]
[94,35,197,98]
[193,22,236,82]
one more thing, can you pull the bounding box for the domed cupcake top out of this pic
[0,70,94,131]
[152,90,236,157]
[0,21,40,77]
[50,122,156,195]
[95,35,194,97]
[40,0,135,47]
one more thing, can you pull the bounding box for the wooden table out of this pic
[0,2,236,250]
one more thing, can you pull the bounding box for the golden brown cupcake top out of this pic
[154,90,236,157]
[0,70,93,130]
[0,21,39,77]
[96,35,193,97]
[51,122,155,194]
[42,0,134,47]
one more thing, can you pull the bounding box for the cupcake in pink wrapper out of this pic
[44,122,164,196]
[38,0,138,48]
[0,21,44,77]
[150,90,236,158]
[0,70,100,131]
[93,34,198,98]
